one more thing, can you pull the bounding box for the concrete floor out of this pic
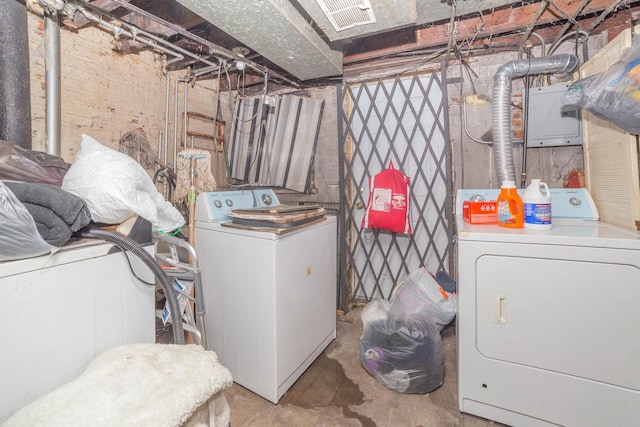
[215,306,502,427]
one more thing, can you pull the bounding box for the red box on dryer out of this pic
[462,200,497,224]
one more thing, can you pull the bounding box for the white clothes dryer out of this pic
[456,188,640,426]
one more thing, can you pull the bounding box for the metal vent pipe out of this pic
[492,54,578,185]
[0,0,32,149]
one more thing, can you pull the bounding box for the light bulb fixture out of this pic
[231,46,250,72]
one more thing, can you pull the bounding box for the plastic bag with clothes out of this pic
[562,39,640,135]
[0,181,55,261]
[62,134,185,232]
[359,299,445,394]
[359,267,457,394]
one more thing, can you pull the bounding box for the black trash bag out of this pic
[0,140,68,186]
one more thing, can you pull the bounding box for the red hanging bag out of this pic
[361,161,412,234]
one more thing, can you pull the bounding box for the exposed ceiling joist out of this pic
[344,0,631,64]
[175,0,343,81]
[55,0,638,84]
[414,0,530,26]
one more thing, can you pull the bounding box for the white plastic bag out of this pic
[390,267,457,326]
[62,135,185,232]
[562,39,640,135]
[0,182,54,261]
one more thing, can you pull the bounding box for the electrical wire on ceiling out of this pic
[519,0,549,56]
[548,30,589,56]
[340,48,448,83]
[551,0,591,44]
[547,0,582,29]
[586,0,628,33]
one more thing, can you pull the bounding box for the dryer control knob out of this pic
[569,197,582,206]
[262,194,273,205]
[226,199,234,207]
[214,200,222,208]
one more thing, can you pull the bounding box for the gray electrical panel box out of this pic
[525,84,582,147]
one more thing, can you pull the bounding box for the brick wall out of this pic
[27,11,222,176]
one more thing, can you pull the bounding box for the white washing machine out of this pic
[194,189,337,403]
[0,240,156,423]
[456,188,640,427]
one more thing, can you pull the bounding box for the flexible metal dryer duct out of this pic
[492,54,578,185]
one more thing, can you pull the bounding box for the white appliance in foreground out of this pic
[0,241,156,423]
[195,190,337,403]
[456,188,640,426]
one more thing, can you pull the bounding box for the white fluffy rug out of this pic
[4,344,233,427]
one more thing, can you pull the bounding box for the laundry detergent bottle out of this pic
[496,180,524,228]
[523,179,552,230]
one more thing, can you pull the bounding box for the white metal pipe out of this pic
[157,130,163,165]
[183,79,189,159]
[174,80,180,172]
[44,9,61,156]
[77,3,221,70]
[164,73,171,166]
[107,0,297,86]
[76,7,185,63]
[211,67,222,151]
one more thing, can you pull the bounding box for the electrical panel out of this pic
[525,84,582,147]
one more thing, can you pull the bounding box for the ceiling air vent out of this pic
[314,0,376,32]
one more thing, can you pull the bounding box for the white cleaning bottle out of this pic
[523,179,552,229]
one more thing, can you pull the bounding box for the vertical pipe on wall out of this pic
[0,0,32,149]
[183,80,189,159]
[164,73,170,166]
[173,80,180,171]
[45,9,61,156]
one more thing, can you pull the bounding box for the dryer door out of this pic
[475,247,640,391]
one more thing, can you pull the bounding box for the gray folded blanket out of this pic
[3,181,91,247]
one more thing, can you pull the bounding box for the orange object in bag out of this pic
[361,161,412,234]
